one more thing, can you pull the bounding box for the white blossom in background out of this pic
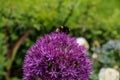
[92,53,98,59]
[99,68,120,80]
[76,37,89,50]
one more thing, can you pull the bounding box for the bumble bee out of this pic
[55,25,70,34]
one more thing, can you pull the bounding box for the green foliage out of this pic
[0,0,120,80]
[91,40,120,80]
[94,40,120,66]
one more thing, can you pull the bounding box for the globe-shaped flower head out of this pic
[23,32,92,80]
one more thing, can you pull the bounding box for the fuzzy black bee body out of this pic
[55,25,70,34]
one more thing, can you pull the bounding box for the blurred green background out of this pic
[0,0,120,80]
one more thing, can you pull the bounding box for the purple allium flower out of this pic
[23,32,92,80]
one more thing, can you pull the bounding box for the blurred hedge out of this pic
[0,0,120,80]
